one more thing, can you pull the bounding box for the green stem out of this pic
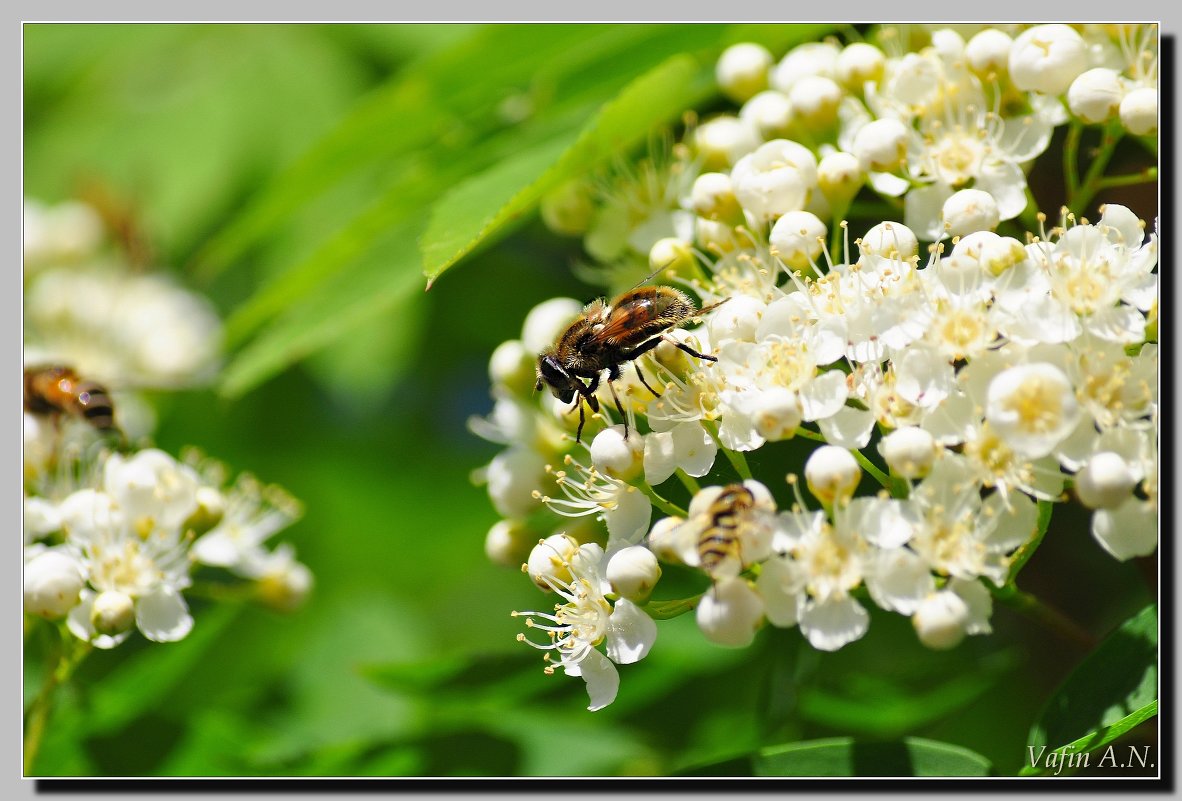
[1095,167,1158,189]
[992,584,1098,650]
[702,420,753,481]
[24,631,91,774]
[1068,121,1125,214]
[1007,499,1054,583]
[674,469,701,497]
[1063,121,1082,199]
[1019,186,1042,234]
[851,449,892,492]
[635,481,687,518]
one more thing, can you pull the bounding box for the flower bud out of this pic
[804,445,861,504]
[485,519,535,567]
[690,172,742,223]
[1009,24,1088,95]
[787,75,842,129]
[696,577,764,648]
[965,29,1012,77]
[1075,452,1138,510]
[256,552,314,613]
[836,42,885,90]
[930,29,965,61]
[488,339,536,396]
[540,180,595,237]
[606,545,662,603]
[770,42,840,93]
[1067,68,1125,124]
[91,590,136,637]
[976,235,1027,276]
[730,139,817,222]
[590,425,644,480]
[695,216,740,254]
[487,447,547,518]
[716,42,773,102]
[1119,87,1157,136]
[521,298,582,353]
[739,90,794,140]
[749,387,802,441]
[707,293,764,343]
[879,427,938,479]
[942,189,1000,238]
[184,486,225,537]
[770,210,826,270]
[24,550,84,619]
[648,237,695,280]
[817,151,864,206]
[526,533,580,591]
[694,115,761,170]
[852,118,909,173]
[860,221,919,260]
[645,515,686,564]
[913,590,970,650]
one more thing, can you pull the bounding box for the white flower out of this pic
[24,548,85,619]
[985,362,1081,459]
[787,75,843,129]
[694,115,761,169]
[717,42,773,102]
[771,41,840,93]
[913,588,969,649]
[1074,451,1138,510]
[486,447,548,518]
[817,151,864,205]
[488,339,535,394]
[484,519,532,567]
[237,543,314,612]
[696,576,765,648]
[770,210,826,270]
[879,426,939,479]
[940,189,1000,239]
[1067,68,1125,123]
[1009,24,1089,95]
[192,473,302,571]
[859,221,918,260]
[730,139,818,222]
[605,545,662,604]
[804,446,861,504]
[514,542,657,710]
[739,90,794,140]
[1119,87,1157,135]
[852,117,909,173]
[102,449,200,535]
[965,29,1013,77]
[539,454,652,545]
[590,425,644,480]
[23,198,105,268]
[643,421,717,486]
[690,172,741,222]
[836,42,886,90]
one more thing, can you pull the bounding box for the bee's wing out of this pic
[597,297,661,346]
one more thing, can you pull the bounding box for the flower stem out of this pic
[1096,166,1158,189]
[1063,121,1082,199]
[674,469,701,497]
[635,481,687,518]
[1068,121,1125,214]
[991,584,1098,650]
[702,420,753,481]
[24,630,91,774]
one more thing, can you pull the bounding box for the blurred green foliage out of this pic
[23,23,1158,778]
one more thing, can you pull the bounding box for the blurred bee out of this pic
[696,483,757,577]
[535,285,726,443]
[24,365,118,433]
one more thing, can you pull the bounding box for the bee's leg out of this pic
[633,361,661,398]
[574,377,599,444]
[606,364,629,440]
[575,399,586,443]
[662,334,717,363]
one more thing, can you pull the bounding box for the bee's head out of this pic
[535,352,576,405]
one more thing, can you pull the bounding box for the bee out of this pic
[24,365,118,433]
[696,483,757,577]
[535,285,726,443]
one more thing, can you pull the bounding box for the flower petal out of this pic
[136,586,194,643]
[799,596,869,651]
[605,598,657,665]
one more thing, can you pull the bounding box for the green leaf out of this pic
[1007,499,1054,582]
[62,604,241,738]
[796,650,1020,738]
[756,737,993,777]
[642,595,702,620]
[420,52,713,285]
[1023,604,1157,774]
[218,220,423,398]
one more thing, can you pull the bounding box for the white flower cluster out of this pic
[24,198,223,439]
[473,25,1158,710]
[23,436,312,648]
